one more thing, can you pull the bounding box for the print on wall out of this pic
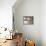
[23,16,34,25]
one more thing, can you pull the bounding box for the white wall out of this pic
[0,0,16,30]
[41,0,46,46]
[13,0,41,46]
[0,0,46,46]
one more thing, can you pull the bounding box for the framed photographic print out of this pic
[23,16,34,25]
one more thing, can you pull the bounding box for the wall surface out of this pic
[41,0,46,46]
[0,0,17,39]
[0,0,16,30]
[13,0,46,46]
[13,0,41,46]
[0,0,46,46]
